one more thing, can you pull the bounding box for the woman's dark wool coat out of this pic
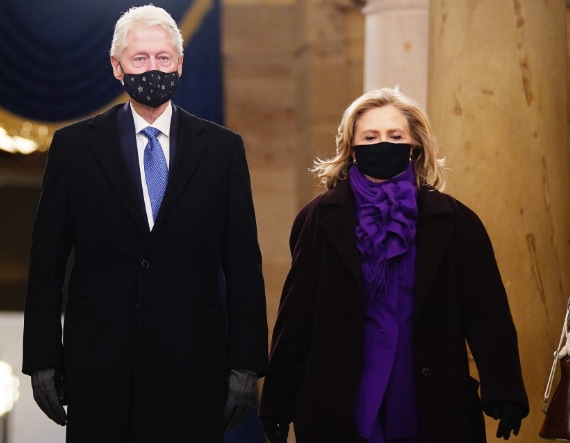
[260,178,528,443]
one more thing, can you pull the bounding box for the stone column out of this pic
[362,0,429,109]
[428,1,569,441]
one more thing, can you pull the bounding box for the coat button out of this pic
[141,259,150,268]
[421,367,432,376]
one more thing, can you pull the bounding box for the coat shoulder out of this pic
[291,184,343,232]
[52,104,123,140]
[419,186,483,225]
[289,193,326,244]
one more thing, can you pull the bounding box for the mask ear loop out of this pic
[117,63,126,85]
[410,145,423,161]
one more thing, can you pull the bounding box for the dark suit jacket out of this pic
[259,177,528,443]
[23,103,268,443]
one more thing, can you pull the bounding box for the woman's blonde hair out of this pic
[311,88,446,190]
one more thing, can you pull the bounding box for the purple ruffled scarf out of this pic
[349,162,418,300]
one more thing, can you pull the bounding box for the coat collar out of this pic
[414,186,455,310]
[151,105,207,232]
[85,103,208,235]
[315,179,455,310]
[318,179,364,286]
[86,104,149,234]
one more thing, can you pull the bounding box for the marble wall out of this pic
[428,1,569,441]
[222,0,365,361]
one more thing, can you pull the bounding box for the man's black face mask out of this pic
[121,69,179,108]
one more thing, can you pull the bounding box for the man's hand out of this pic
[260,416,290,443]
[487,402,526,440]
[223,369,258,430]
[31,368,67,426]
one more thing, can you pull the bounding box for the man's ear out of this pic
[177,55,184,77]
[110,56,124,81]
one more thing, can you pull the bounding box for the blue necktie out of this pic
[141,126,168,222]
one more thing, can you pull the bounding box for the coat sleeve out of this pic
[259,198,320,420]
[221,134,269,375]
[452,198,529,416]
[22,131,72,375]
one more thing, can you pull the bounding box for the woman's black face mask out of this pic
[352,142,412,180]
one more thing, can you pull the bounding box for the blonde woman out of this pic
[260,88,528,443]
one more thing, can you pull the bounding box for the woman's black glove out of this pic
[260,416,290,443]
[486,401,526,439]
[31,368,67,426]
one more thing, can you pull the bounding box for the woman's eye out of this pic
[391,134,402,140]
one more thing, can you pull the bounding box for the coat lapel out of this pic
[319,180,365,285]
[87,104,150,235]
[152,106,207,230]
[317,180,456,312]
[414,186,455,310]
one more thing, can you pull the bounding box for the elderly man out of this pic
[23,5,268,443]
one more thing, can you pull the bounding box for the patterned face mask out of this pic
[121,69,180,108]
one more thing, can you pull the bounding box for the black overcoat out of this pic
[259,177,528,443]
[23,104,268,443]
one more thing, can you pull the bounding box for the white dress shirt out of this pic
[130,103,172,230]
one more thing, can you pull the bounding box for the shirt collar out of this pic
[130,102,172,137]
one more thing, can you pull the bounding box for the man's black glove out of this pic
[31,368,67,426]
[223,369,258,430]
[260,416,290,443]
[487,401,526,440]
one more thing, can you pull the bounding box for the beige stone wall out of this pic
[429,1,570,441]
[222,0,364,359]
[223,0,299,342]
